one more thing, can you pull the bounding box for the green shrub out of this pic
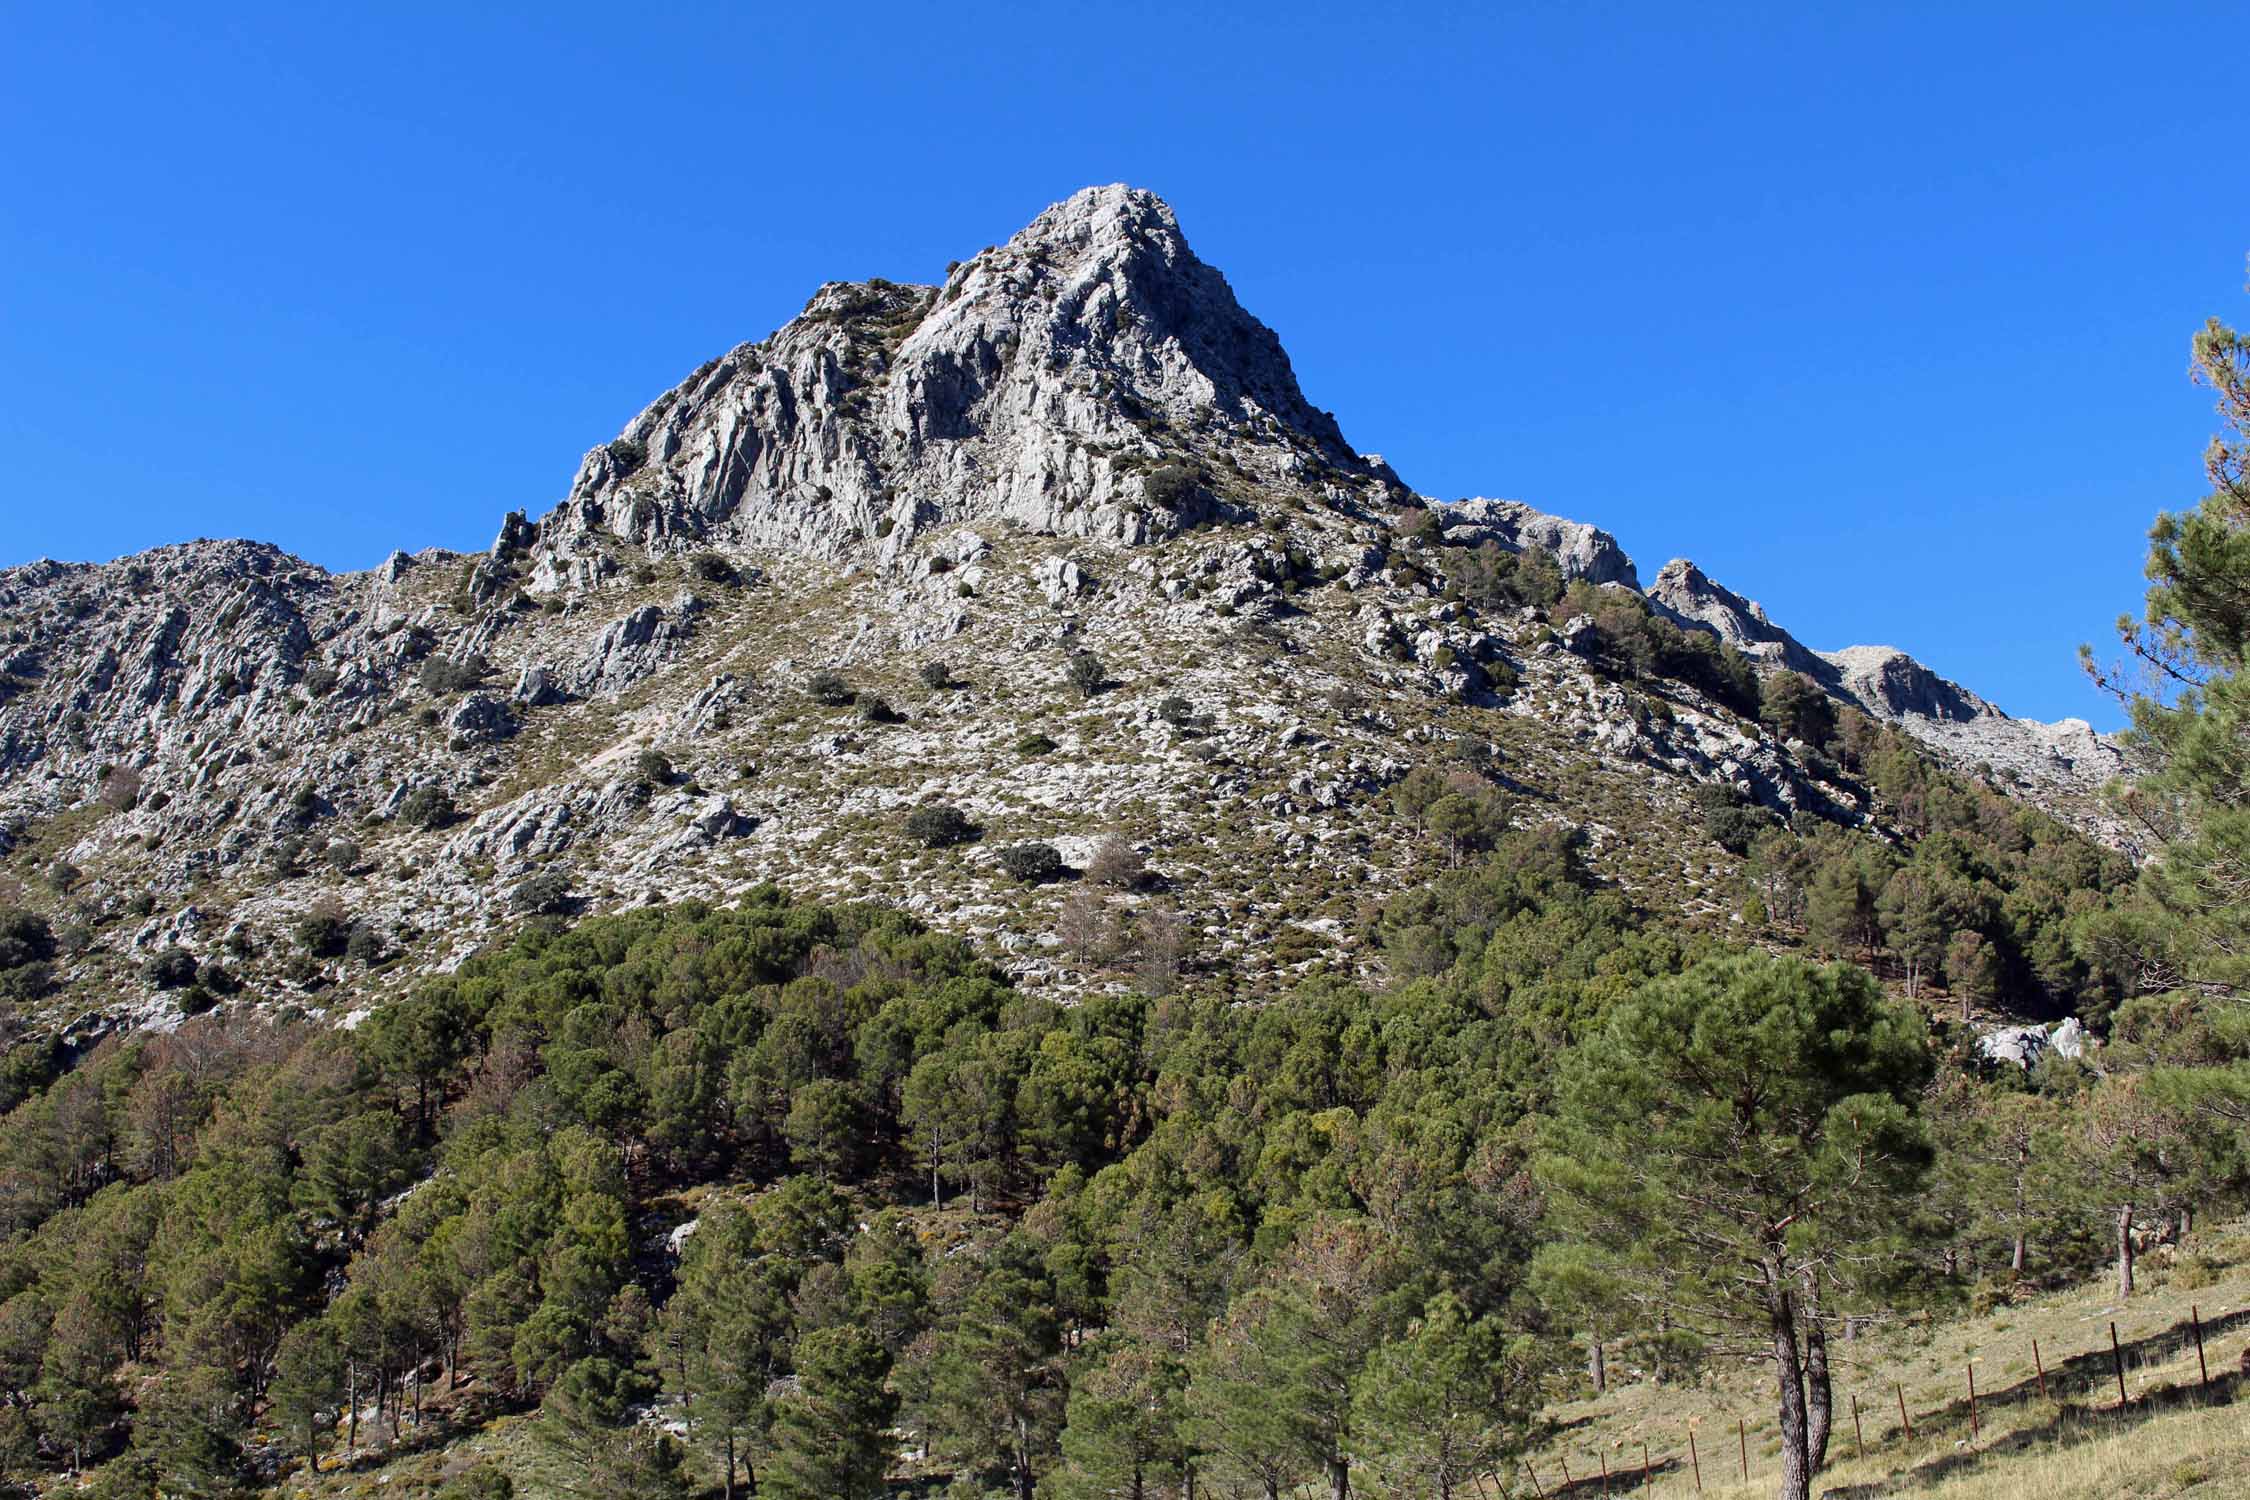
[637,750,675,787]
[1017,733,1059,756]
[859,697,903,725]
[0,908,56,971]
[418,655,489,696]
[687,552,737,585]
[0,961,52,1003]
[345,922,385,964]
[512,870,573,915]
[145,947,198,989]
[905,805,977,849]
[919,661,954,691]
[1156,695,1194,727]
[1066,651,1107,698]
[996,843,1065,884]
[1695,783,1772,855]
[1143,463,1200,510]
[806,671,855,706]
[398,786,458,831]
[437,1463,515,1500]
[297,911,350,959]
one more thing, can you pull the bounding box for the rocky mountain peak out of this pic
[1648,558,1824,675]
[528,186,1399,590]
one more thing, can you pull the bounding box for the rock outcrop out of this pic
[0,183,2139,1030]
[532,184,1401,579]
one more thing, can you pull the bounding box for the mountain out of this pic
[0,185,2131,1029]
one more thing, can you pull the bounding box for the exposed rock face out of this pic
[0,183,2140,1029]
[1820,643,1992,723]
[1439,500,1639,587]
[1646,562,2133,843]
[1649,559,1824,674]
[1977,1017,2090,1068]
[535,184,1399,578]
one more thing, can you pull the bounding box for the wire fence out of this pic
[1507,1302,2244,1496]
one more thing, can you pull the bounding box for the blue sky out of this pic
[4,3,2245,728]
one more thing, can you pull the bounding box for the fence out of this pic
[1506,1303,2240,1496]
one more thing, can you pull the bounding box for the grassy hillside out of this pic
[1531,1220,2250,1499]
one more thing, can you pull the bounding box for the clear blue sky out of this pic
[5,3,2245,728]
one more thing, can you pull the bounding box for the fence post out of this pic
[1522,1460,1546,1500]
[2111,1321,2129,1408]
[2193,1305,2211,1390]
[1738,1418,1748,1482]
[1688,1428,1703,1492]
[1967,1363,1979,1443]
[1851,1392,1864,1462]
[1896,1381,1914,1440]
[1558,1454,1571,1490]
[2033,1338,2049,1401]
[1600,1451,1610,1494]
[1640,1441,1650,1488]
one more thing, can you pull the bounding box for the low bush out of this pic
[996,843,1065,884]
[398,786,458,831]
[688,552,737,585]
[297,911,351,960]
[905,805,977,849]
[512,870,574,916]
[145,947,198,989]
[418,655,489,696]
[1067,651,1107,699]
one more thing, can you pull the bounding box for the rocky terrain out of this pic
[0,184,2132,1027]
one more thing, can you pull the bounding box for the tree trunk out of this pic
[1589,1339,1607,1394]
[2178,1205,2192,1243]
[1768,1273,1814,1500]
[723,1431,737,1500]
[2117,1202,2135,1297]
[1327,1453,1350,1500]
[1804,1315,1833,1473]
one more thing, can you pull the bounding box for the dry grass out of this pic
[1529,1223,2250,1499]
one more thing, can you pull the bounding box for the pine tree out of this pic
[1348,1294,1534,1500]
[1050,1335,1188,1500]
[535,1357,691,1500]
[1537,952,1933,1500]
[1877,868,1949,998]
[765,1326,896,1500]
[915,1234,1064,1500]
[2083,289,2250,1132]
[269,1320,345,1475]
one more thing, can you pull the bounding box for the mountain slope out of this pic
[0,185,2129,1029]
